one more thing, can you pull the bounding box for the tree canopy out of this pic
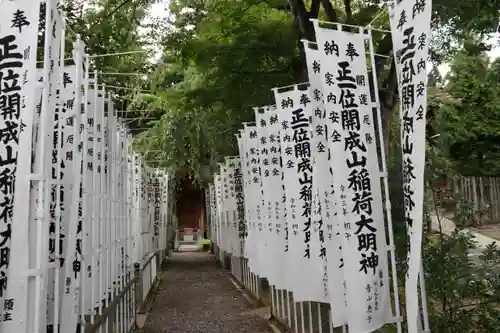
[437,52,500,175]
[60,0,499,178]
[126,0,499,178]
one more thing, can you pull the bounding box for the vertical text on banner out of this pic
[264,106,287,290]
[274,85,323,301]
[313,25,392,333]
[303,41,344,310]
[3,0,41,330]
[388,1,431,332]
[255,109,272,283]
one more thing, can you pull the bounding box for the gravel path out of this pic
[138,252,272,333]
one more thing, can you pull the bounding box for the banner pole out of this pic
[80,50,91,329]
[54,3,67,330]
[89,76,98,325]
[34,0,57,330]
[419,261,431,332]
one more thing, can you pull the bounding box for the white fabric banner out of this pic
[220,164,229,253]
[222,161,230,254]
[388,2,431,332]
[225,158,239,256]
[313,26,391,332]
[29,5,64,328]
[254,109,273,282]
[209,183,217,245]
[236,132,249,258]
[233,159,245,258]
[131,153,141,263]
[303,42,344,309]
[242,124,261,275]
[82,89,98,315]
[82,88,108,316]
[240,128,255,263]
[262,106,287,289]
[2,1,41,330]
[274,85,323,301]
[60,54,88,332]
[46,8,65,327]
[215,174,222,249]
[217,168,223,252]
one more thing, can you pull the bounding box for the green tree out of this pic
[132,0,500,176]
[437,49,500,175]
[424,230,500,333]
[52,0,159,124]
[133,0,301,175]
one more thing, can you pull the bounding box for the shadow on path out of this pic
[138,252,272,333]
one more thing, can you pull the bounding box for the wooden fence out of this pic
[435,176,500,225]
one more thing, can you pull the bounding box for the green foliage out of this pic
[388,62,500,333]
[56,1,499,175]
[133,0,300,174]
[52,0,159,125]
[391,137,500,332]
[436,50,500,175]
[423,228,500,333]
[388,140,500,332]
[453,194,490,228]
[128,0,499,176]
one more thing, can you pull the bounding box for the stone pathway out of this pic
[430,214,500,268]
[430,214,499,247]
[137,252,272,333]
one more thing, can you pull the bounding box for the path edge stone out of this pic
[225,269,292,333]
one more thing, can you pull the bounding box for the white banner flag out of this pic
[274,85,323,302]
[254,109,273,282]
[262,107,287,289]
[240,127,256,263]
[60,49,88,331]
[209,183,216,243]
[221,161,230,254]
[236,132,249,259]
[46,7,64,329]
[313,25,392,332]
[233,159,245,258]
[388,1,431,332]
[225,157,239,257]
[220,164,229,254]
[303,41,345,311]
[242,124,262,275]
[2,1,41,331]
[215,174,222,249]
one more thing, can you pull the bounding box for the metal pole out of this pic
[98,87,107,333]
[419,261,431,332]
[53,2,66,330]
[80,50,91,330]
[34,0,56,330]
[90,76,101,326]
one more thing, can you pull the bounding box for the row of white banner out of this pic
[0,1,173,332]
[209,2,431,333]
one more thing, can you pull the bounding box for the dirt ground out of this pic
[137,252,272,333]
